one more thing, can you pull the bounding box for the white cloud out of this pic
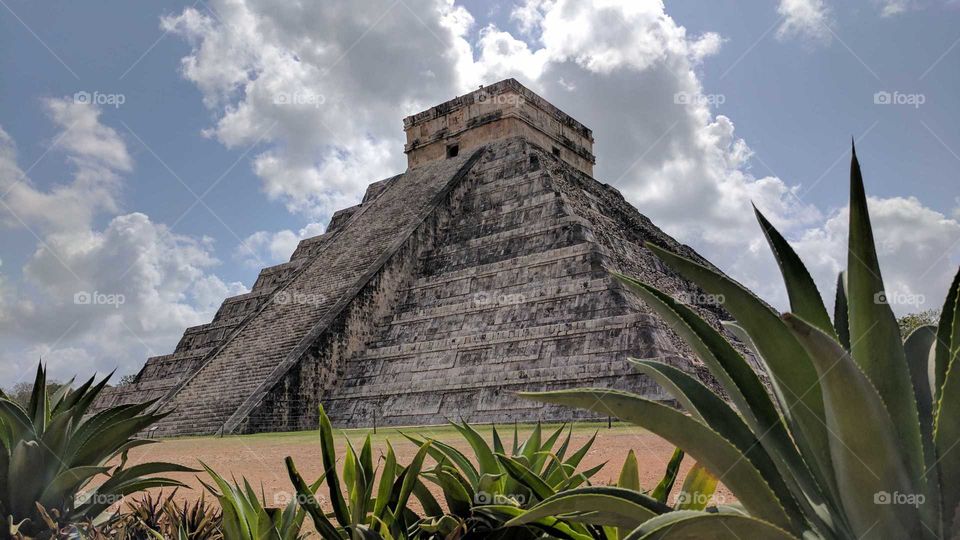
[0,100,130,234]
[0,101,244,384]
[237,221,325,267]
[163,0,958,318]
[776,0,833,44]
[161,0,477,221]
[877,0,913,16]
[794,196,960,314]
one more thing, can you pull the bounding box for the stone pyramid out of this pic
[96,79,743,437]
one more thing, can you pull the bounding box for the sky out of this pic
[1,0,958,385]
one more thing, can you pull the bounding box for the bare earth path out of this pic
[124,422,734,512]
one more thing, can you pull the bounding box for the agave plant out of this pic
[521,145,960,539]
[402,421,608,537]
[0,364,194,538]
[200,464,303,540]
[161,492,222,540]
[506,446,726,539]
[285,405,433,539]
[104,490,222,540]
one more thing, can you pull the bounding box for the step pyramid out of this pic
[95,79,752,436]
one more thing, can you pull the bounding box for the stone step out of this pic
[375,290,626,348]
[335,354,651,396]
[391,276,612,324]
[405,243,598,291]
[352,313,651,361]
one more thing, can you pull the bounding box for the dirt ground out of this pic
[123,421,733,514]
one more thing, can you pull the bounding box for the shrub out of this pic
[521,146,960,539]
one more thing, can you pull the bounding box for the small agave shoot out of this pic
[404,420,609,538]
[285,405,434,539]
[522,146,960,540]
[200,465,305,540]
[0,364,194,538]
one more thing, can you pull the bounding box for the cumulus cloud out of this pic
[776,0,833,44]
[0,100,244,384]
[0,100,130,234]
[160,0,476,221]
[237,222,326,267]
[163,0,958,316]
[794,196,960,313]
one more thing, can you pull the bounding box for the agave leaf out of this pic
[630,359,805,529]
[533,424,566,473]
[674,464,717,511]
[492,425,505,454]
[317,405,351,528]
[412,478,443,518]
[935,317,960,535]
[71,415,162,467]
[392,440,430,523]
[496,453,554,502]
[618,449,640,492]
[650,448,684,504]
[0,399,33,448]
[618,273,787,441]
[643,244,838,507]
[783,314,922,538]
[754,206,836,339]
[372,440,397,523]
[27,364,47,432]
[519,422,542,467]
[78,477,188,519]
[834,272,850,350]
[520,388,793,531]
[451,422,500,478]
[562,429,596,472]
[935,269,960,403]
[623,511,799,540]
[9,440,45,518]
[98,462,197,493]
[845,145,925,497]
[359,435,374,493]
[507,486,667,529]
[905,326,938,448]
[402,433,479,486]
[476,504,594,540]
[285,456,341,538]
[428,468,472,517]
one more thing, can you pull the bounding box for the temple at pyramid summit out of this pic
[94,79,749,436]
